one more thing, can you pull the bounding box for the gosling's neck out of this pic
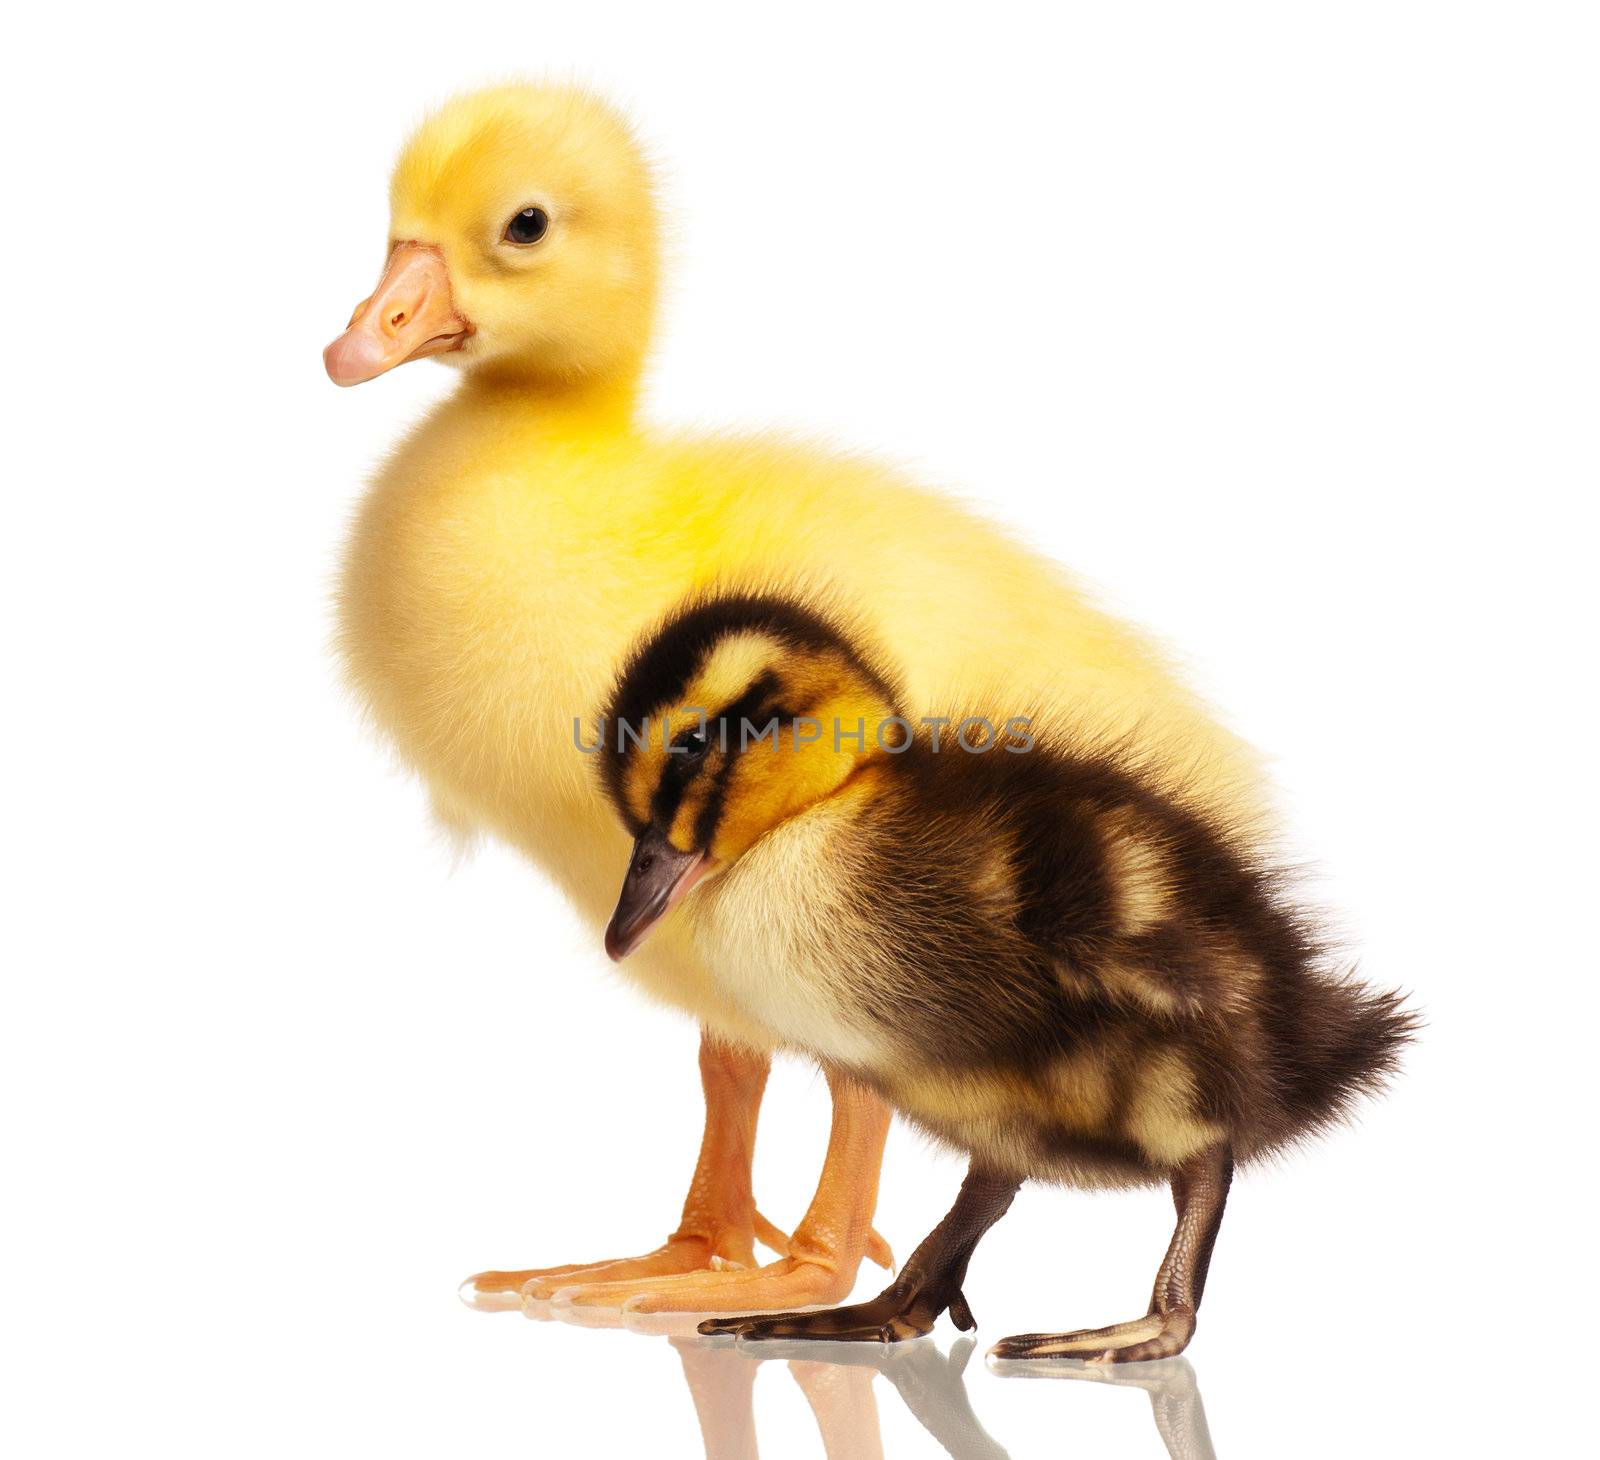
[456,359,645,441]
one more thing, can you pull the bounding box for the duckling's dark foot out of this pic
[992,1142,1233,1367]
[990,1309,1196,1364]
[701,1163,1021,1343]
[698,1277,971,1343]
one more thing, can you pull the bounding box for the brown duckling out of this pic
[597,591,1415,1361]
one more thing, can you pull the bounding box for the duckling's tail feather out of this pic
[1265,968,1421,1151]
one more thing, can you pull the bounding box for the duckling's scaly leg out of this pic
[700,1164,1021,1342]
[464,1035,792,1307]
[989,1143,1234,1365]
[556,1070,895,1313]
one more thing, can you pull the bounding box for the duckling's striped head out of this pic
[325,83,659,390]
[600,593,899,959]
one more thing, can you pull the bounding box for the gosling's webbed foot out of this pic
[698,1278,973,1343]
[989,1308,1197,1365]
[553,1253,869,1314]
[462,1231,754,1311]
[513,1218,893,1309]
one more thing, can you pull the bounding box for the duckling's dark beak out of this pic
[605,828,714,961]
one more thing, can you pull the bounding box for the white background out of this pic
[4,3,1595,1455]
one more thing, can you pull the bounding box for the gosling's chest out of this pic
[337,448,646,845]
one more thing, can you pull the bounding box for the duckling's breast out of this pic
[687,795,898,1070]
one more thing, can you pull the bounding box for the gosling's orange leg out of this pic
[464,1034,786,1307]
[550,1069,894,1313]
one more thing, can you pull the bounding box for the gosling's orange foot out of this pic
[512,1209,889,1305]
[463,1235,734,1310]
[467,1204,807,1306]
[550,1254,859,1315]
[989,1310,1197,1365]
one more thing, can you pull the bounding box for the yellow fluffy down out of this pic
[337,83,1270,1048]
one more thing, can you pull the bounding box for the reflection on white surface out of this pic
[484,1296,1217,1459]
[992,1356,1216,1460]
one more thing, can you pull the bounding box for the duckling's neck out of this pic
[458,365,641,440]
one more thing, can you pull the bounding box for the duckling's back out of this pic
[697,733,1413,1187]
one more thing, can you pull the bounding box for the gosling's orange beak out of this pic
[323,242,472,386]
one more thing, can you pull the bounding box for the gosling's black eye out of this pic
[504,206,549,246]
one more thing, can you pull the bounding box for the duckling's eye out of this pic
[676,727,711,760]
[504,207,549,246]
